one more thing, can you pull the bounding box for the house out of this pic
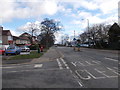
[13,36,31,45]
[19,32,38,45]
[19,32,31,44]
[0,27,2,45]
[2,27,13,45]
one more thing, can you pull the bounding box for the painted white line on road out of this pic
[71,62,77,67]
[75,70,91,80]
[6,68,61,73]
[56,59,63,70]
[92,60,101,64]
[85,61,93,65]
[60,58,69,69]
[84,70,105,79]
[10,71,18,73]
[105,57,118,62]
[34,64,43,68]
[77,81,83,87]
[78,62,85,66]
[84,70,97,79]
[107,67,120,76]
[70,70,83,87]
[95,68,118,78]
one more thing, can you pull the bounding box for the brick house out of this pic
[19,32,38,45]
[13,36,31,45]
[2,27,13,45]
[0,27,2,45]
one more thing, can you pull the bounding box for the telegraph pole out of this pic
[74,30,75,39]
[87,19,90,47]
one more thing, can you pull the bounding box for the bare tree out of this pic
[79,23,111,48]
[40,18,63,48]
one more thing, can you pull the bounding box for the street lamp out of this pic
[82,19,90,47]
[87,19,91,47]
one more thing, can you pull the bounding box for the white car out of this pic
[21,46,30,52]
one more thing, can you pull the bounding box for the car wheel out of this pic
[18,52,20,55]
[15,52,18,55]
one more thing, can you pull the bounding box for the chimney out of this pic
[0,26,3,35]
[0,26,3,30]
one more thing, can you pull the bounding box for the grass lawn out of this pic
[5,48,49,60]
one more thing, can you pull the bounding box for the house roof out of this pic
[19,32,31,37]
[2,30,12,36]
[19,37,30,40]
[13,36,19,40]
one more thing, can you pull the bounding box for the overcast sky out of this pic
[0,0,119,43]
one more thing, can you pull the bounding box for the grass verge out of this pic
[4,48,49,60]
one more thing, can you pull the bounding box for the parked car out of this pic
[5,45,21,55]
[0,46,6,55]
[20,46,30,52]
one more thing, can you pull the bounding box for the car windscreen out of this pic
[7,46,15,49]
[21,46,28,48]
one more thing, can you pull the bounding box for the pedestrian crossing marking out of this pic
[34,64,43,68]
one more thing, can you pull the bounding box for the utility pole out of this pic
[87,19,90,47]
[74,30,75,39]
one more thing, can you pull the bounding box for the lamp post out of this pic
[82,19,90,47]
[87,19,90,47]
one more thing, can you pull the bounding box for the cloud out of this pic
[17,21,41,35]
[54,31,65,44]
[0,0,59,23]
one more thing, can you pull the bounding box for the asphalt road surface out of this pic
[2,46,119,88]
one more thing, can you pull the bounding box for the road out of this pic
[2,46,119,88]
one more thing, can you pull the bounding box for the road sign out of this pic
[73,38,76,41]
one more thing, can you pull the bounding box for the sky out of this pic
[0,0,119,43]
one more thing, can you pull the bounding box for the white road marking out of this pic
[78,62,85,66]
[85,70,105,79]
[71,62,77,67]
[85,61,93,65]
[84,70,97,79]
[34,64,43,68]
[56,59,63,70]
[60,58,69,69]
[105,57,118,62]
[92,60,101,64]
[77,81,83,87]
[10,71,18,73]
[6,68,61,73]
[95,68,118,78]
[75,70,91,80]
[70,70,83,87]
[107,67,120,76]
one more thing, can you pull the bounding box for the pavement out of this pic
[29,47,62,64]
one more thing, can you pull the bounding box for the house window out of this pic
[8,36,13,40]
[0,40,2,43]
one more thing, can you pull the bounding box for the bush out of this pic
[29,44,39,50]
